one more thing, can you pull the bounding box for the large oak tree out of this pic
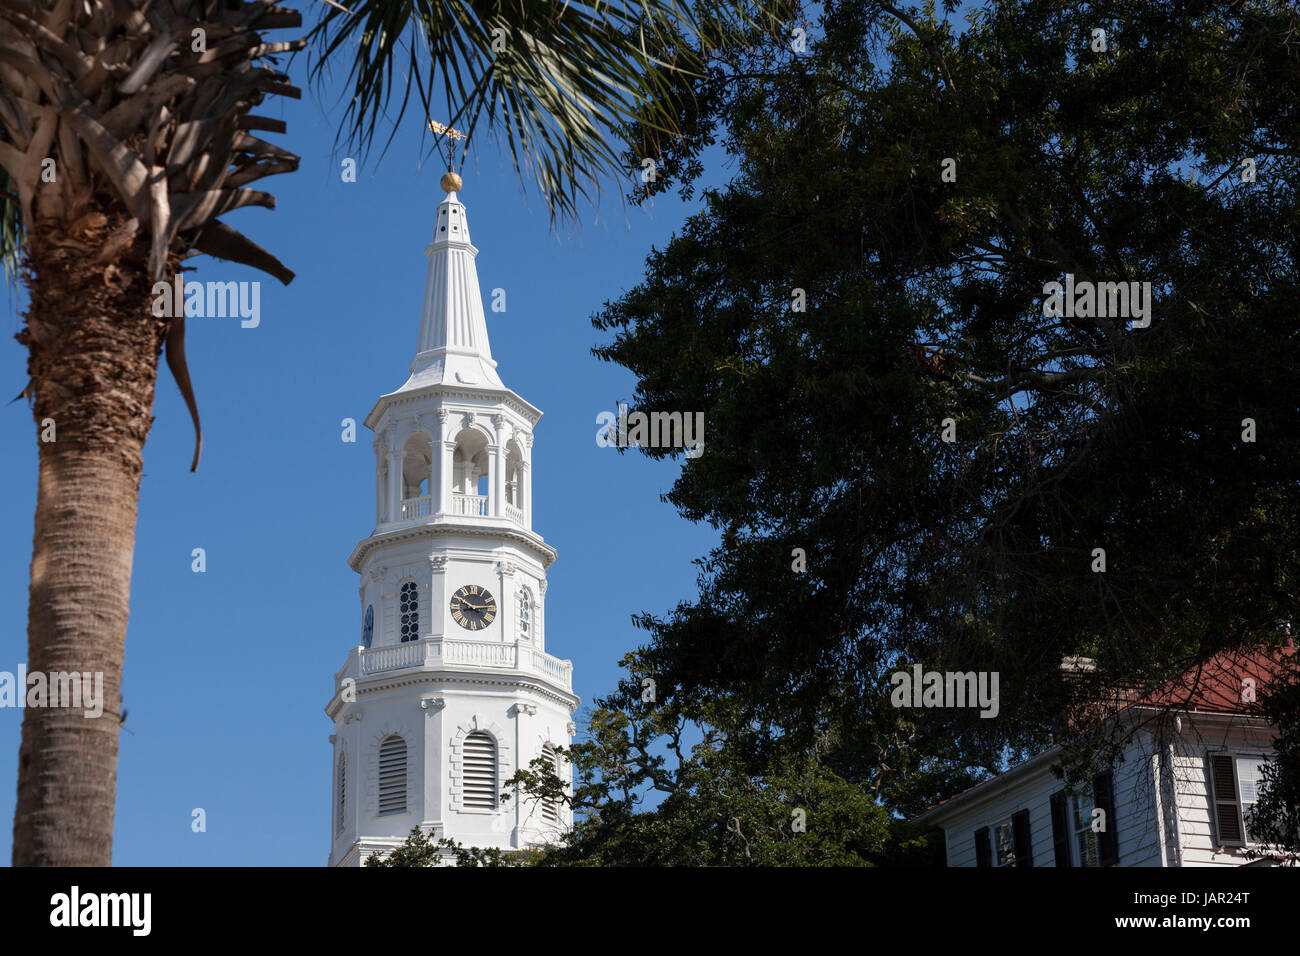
[595,0,1299,822]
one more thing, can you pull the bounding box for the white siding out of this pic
[934,732,1162,867]
[1114,736,1162,867]
[941,761,1081,868]
[928,716,1276,868]
[1170,717,1274,866]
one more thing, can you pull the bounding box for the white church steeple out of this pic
[325,175,578,866]
[403,172,505,392]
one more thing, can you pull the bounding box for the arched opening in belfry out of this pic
[452,429,489,516]
[505,440,524,512]
[402,432,433,500]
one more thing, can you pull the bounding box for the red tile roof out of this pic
[1130,643,1297,714]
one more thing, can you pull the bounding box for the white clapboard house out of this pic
[913,644,1296,867]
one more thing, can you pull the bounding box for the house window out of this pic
[1051,772,1118,867]
[1238,757,1265,843]
[977,809,1032,867]
[1072,794,1100,867]
[462,732,497,809]
[994,821,1016,866]
[378,735,407,815]
[399,581,419,642]
[1210,752,1269,846]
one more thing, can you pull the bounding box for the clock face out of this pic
[449,585,496,631]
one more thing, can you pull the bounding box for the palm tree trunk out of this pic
[12,210,167,866]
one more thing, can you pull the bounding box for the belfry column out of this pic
[521,436,533,528]
[374,437,387,525]
[386,441,403,522]
[440,434,455,515]
[491,415,506,517]
[430,410,447,514]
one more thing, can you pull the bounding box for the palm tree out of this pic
[0,0,772,865]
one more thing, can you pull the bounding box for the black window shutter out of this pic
[1012,809,1033,866]
[1208,752,1244,845]
[974,826,991,868]
[1050,790,1072,867]
[1093,771,1119,866]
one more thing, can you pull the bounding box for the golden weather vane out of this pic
[428,119,467,141]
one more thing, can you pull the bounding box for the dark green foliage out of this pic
[365,826,540,866]
[593,0,1300,826]
[503,653,896,865]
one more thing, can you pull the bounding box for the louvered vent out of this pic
[541,744,559,826]
[1209,753,1243,844]
[378,735,407,815]
[336,752,346,833]
[462,732,497,809]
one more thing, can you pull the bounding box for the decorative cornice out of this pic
[344,710,364,724]
[364,384,543,433]
[327,671,579,717]
[420,696,446,712]
[566,722,576,737]
[512,703,538,717]
[431,556,448,571]
[350,522,556,573]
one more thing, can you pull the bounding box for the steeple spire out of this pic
[331,176,577,866]
[401,173,504,391]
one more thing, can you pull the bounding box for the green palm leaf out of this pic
[306,0,766,221]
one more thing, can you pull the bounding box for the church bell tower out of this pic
[325,174,579,866]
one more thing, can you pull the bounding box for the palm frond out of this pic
[306,0,770,223]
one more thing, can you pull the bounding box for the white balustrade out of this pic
[452,493,489,516]
[443,639,516,667]
[399,496,432,519]
[352,637,570,688]
[538,655,572,682]
[504,503,524,524]
[361,640,426,675]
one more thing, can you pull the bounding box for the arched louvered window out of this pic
[336,751,346,834]
[462,731,498,809]
[541,743,560,826]
[378,735,407,815]
[399,582,419,643]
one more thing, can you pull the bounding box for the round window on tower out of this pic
[362,605,374,649]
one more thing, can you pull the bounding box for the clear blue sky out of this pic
[0,68,725,864]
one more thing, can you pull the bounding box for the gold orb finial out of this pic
[440,171,462,193]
